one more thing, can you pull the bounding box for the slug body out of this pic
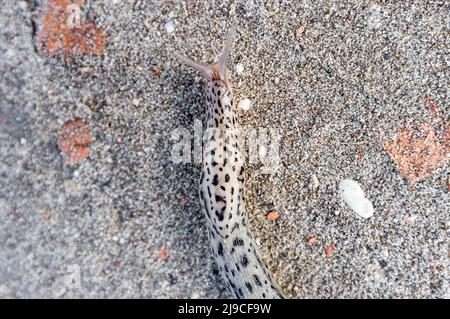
[176,26,285,299]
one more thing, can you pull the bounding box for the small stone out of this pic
[325,245,335,256]
[310,174,319,190]
[238,98,252,111]
[165,21,175,33]
[296,26,305,37]
[179,198,188,205]
[274,77,280,85]
[307,236,318,244]
[154,68,161,76]
[235,63,244,75]
[132,98,140,106]
[267,210,279,221]
[20,138,26,145]
[158,245,171,262]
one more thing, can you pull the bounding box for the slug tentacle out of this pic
[174,51,213,80]
[175,25,285,299]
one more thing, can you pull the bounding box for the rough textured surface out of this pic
[0,0,448,298]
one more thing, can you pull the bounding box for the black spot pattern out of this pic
[198,80,284,299]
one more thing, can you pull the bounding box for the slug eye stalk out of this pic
[174,24,237,90]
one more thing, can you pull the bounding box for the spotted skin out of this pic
[176,26,285,299]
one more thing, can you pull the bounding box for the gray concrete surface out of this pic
[0,0,448,298]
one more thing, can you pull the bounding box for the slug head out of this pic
[175,24,236,91]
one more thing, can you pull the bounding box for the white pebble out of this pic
[238,98,252,111]
[339,179,374,219]
[20,138,26,145]
[235,63,244,75]
[165,21,175,33]
[132,98,140,106]
[310,174,319,190]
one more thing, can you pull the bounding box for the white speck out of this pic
[165,21,175,33]
[161,280,170,289]
[238,98,252,111]
[132,98,140,106]
[190,292,200,299]
[274,77,280,85]
[73,170,80,178]
[339,179,374,219]
[380,249,389,258]
[17,1,27,10]
[20,138,26,145]
[235,63,244,75]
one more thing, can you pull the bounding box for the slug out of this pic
[175,25,285,299]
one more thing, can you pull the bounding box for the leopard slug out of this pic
[175,25,285,299]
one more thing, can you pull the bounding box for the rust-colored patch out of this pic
[267,210,279,222]
[179,198,189,205]
[57,118,93,165]
[384,122,447,185]
[324,245,335,256]
[158,245,171,262]
[36,0,105,56]
[307,236,318,245]
[154,68,161,77]
[41,209,52,220]
[424,95,438,115]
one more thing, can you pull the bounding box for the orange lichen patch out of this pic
[57,118,93,165]
[36,0,105,56]
[307,236,318,245]
[384,122,448,185]
[267,210,279,222]
[158,245,171,262]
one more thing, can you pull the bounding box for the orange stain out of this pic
[36,0,105,56]
[57,118,93,165]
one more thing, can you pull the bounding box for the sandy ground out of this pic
[0,0,448,298]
